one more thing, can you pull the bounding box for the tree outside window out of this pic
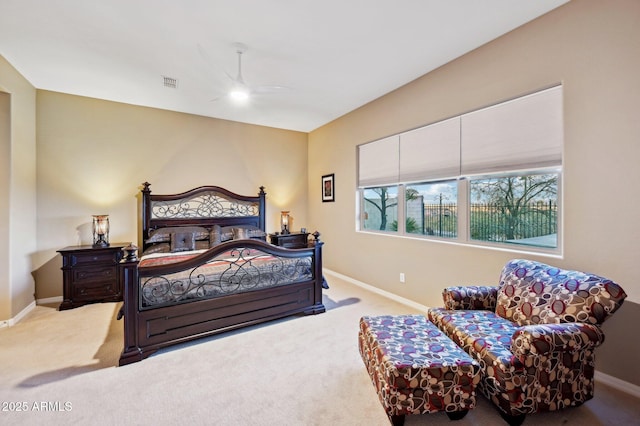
[362,186,398,231]
[469,173,558,247]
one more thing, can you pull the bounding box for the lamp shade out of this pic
[281,211,290,234]
[92,215,110,247]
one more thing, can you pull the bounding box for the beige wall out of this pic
[0,91,9,321]
[2,0,638,387]
[34,91,308,299]
[308,0,640,385]
[0,56,37,321]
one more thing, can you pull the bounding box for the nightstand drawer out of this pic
[269,232,309,249]
[278,240,305,249]
[73,265,117,284]
[72,278,120,301]
[69,251,119,266]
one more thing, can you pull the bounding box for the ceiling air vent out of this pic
[163,76,178,89]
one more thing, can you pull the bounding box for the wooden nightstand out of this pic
[269,232,310,249]
[57,243,128,310]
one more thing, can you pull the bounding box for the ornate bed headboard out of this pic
[140,182,266,251]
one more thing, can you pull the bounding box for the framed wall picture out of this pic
[322,173,335,202]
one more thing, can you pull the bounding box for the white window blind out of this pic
[357,135,399,187]
[399,116,460,183]
[460,85,563,175]
[357,85,563,188]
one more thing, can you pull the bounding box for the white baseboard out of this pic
[324,268,430,313]
[324,268,640,399]
[37,296,63,305]
[595,371,640,399]
[0,300,36,327]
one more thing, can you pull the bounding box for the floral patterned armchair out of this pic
[428,259,627,425]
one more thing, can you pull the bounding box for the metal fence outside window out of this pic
[469,200,557,243]
[422,202,457,237]
[422,200,557,242]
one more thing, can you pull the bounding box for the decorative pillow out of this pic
[220,225,266,241]
[142,243,171,256]
[210,225,222,247]
[219,226,236,242]
[232,227,250,240]
[170,232,196,252]
[246,227,267,238]
[147,226,209,244]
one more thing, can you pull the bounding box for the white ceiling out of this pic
[0,0,568,132]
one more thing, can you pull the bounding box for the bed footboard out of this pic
[118,238,325,366]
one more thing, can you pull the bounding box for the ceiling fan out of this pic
[211,42,288,103]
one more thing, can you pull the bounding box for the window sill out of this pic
[356,229,563,259]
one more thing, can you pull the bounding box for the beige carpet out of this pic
[1,274,639,426]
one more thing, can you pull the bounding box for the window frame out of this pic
[359,184,401,234]
[357,167,562,256]
[404,179,459,240]
[464,168,562,254]
[356,85,563,256]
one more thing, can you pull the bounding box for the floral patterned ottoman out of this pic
[358,314,481,426]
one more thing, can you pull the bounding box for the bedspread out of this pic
[138,247,313,308]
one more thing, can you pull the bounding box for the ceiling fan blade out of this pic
[196,43,229,81]
[202,42,290,102]
[224,70,237,83]
[252,84,291,94]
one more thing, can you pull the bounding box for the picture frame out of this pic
[322,173,335,202]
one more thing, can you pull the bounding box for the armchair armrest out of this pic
[511,323,604,358]
[442,285,498,310]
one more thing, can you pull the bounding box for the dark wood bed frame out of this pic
[117,182,326,366]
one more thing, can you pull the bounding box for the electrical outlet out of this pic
[399,273,405,283]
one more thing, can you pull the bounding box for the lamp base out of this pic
[93,235,110,248]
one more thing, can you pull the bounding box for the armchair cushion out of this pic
[442,285,498,310]
[496,259,626,326]
[511,323,604,358]
[428,308,521,375]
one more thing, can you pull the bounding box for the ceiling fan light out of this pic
[229,87,250,101]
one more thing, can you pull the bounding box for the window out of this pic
[362,186,398,232]
[357,85,563,253]
[405,181,457,238]
[469,172,559,248]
